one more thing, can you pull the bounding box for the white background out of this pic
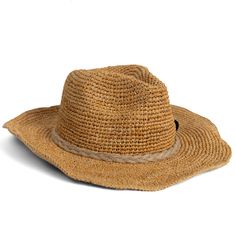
[0,1,235,235]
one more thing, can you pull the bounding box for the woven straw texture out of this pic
[4,65,231,191]
[55,65,176,155]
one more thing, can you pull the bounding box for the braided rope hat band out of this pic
[51,129,181,163]
[3,65,231,191]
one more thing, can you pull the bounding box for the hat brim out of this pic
[3,105,231,191]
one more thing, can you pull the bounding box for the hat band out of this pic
[51,130,180,163]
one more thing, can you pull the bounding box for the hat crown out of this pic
[54,65,176,154]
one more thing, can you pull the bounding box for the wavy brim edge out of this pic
[3,105,231,191]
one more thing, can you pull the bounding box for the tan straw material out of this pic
[3,65,231,191]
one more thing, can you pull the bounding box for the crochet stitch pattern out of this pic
[4,65,231,190]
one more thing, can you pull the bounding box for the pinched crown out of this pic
[54,65,176,155]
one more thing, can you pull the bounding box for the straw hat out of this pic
[4,65,231,190]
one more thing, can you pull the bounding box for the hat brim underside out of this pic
[4,105,231,191]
